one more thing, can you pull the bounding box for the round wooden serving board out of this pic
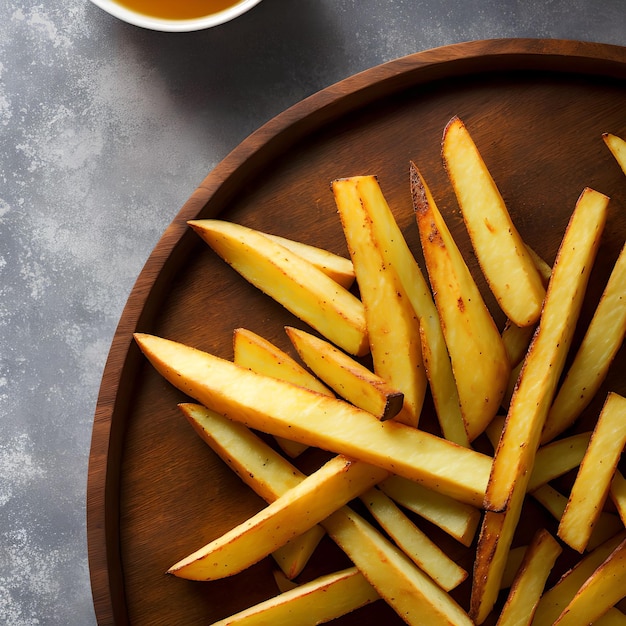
[87,39,626,625]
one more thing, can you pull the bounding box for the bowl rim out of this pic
[88,0,263,32]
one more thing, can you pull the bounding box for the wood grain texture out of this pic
[87,39,626,625]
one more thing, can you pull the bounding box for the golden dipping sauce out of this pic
[114,0,244,20]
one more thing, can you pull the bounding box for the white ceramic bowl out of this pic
[89,0,263,32]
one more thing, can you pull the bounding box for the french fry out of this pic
[442,116,546,327]
[500,545,527,590]
[610,469,626,526]
[603,132,626,174]
[233,327,333,458]
[532,531,626,626]
[411,162,510,441]
[379,475,480,547]
[471,187,609,623]
[553,537,626,625]
[360,486,468,592]
[180,403,325,579]
[530,432,592,492]
[188,219,369,356]
[531,484,624,551]
[496,529,562,626]
[262,232,356,289]
[321,507,474,626]
[542,242,626,443]
[558,392,626,553]
[134,333,492,506]
[333,176,427,427]
[285,326,404,421]
[211,567,379,626]
[168,455,389,580]
[343,174,469,445]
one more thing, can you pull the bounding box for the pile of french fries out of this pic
[134,121,626,625]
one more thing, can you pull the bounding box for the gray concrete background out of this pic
[0,1,624,623]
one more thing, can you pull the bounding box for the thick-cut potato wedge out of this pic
[321,507,474,626]
[496,529,562,626]
[610,469,626,526]
[342,174,469,445]
[134,333,492,506]
[411,163,510,440]
[211,567,379,626]
[542,242,626,443]
[603,132,626,174]
[285,326,404,421]
[263,232,356,289]
[442,116,546,327]
[379,475,480,547]
[558,392,626,553]
[486,186,608,511]
[553,537,626,625]
[188,219,369,356]
[361,486,468,591]
[168,455,389,580]
[333,177,426,426]
[233,327,333,458]
[471,187,609,623]
[180,403,325,579]
[532,531,626,626]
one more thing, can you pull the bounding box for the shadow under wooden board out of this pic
[87,39,626,625]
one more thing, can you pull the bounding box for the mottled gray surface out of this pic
[0,0,624,623]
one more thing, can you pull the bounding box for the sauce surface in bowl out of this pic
[114,0,244,20]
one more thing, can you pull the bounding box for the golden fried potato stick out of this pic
[610,469,626,526]
[471,187,609,623]
[168,454,389,580]
[411,162,510,441]
[378,475,480,547]
[262,231,356,289]
[134,333,492,506]
[181,403,325,579]
[542,241,626,443]
[210,567,379,626]
[285,326,404,421]
[189,219,369,356]
[558,392,626,553]
[496,529,562,626]
[361,486,468,592]
[603,132,626,174]
[442,116,546,327]
[333,176,426,426]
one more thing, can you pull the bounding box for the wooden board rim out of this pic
[86,38,626,625]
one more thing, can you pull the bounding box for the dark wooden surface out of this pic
[87,39,626,625]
